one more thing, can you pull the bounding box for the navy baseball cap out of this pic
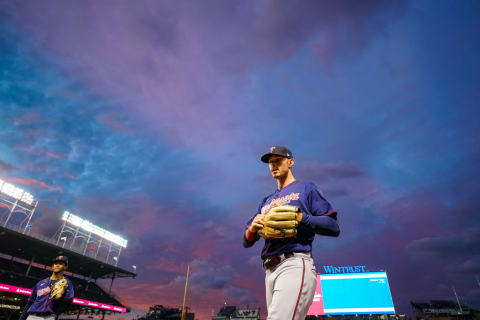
[261,146,293,163]
[53,255,68,265]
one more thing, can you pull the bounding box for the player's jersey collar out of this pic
[275,180,300,193]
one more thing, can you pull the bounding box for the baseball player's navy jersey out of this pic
[27,277,74,314]
[244,181,339,259]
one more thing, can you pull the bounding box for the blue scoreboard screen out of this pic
[308,272,395,315]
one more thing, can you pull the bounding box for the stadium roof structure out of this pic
[0,225,135,279]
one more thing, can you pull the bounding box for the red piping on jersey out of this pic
[263,242,271,257]
[321,209,336,216]
[292,258,305,320]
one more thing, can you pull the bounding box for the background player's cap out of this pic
[53,255,69,265]
[261,146,293,163]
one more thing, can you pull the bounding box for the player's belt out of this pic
[29,312,55,316]
[263,251,311,270]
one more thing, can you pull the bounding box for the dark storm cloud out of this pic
[169,259,237,296]
[225,287,259,305]
[451,256,480,274]
[407,228,480,260]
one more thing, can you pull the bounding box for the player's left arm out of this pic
[300,186,340,237]
[54,279,74,303]
[52,279,74,315]
[61,279,74,302]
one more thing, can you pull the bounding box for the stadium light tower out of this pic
[56,210,128,265]
[0,179,38,234]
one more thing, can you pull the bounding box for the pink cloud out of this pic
[14,145,69,160]
[95,113,131,134]
[45,150,69,159]
[64,172,75,179]
[4,176,62,192]
[8,1,405,148]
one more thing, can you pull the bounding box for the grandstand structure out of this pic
[0,180,135,319]
[410,300,478,320]
[139,304,194,320]
[212,306,261,320]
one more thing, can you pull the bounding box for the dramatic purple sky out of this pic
[1,1,479,319]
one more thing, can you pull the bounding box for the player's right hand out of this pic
[249,214,266,233]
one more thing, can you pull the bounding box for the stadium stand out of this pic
[213,306,237,320]
[139,305,194,320]
[410,300,479,320]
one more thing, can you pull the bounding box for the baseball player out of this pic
[243,146,340,320]
[19,255,74,320]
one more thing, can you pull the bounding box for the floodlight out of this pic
[0,179,35,206]
[62,211,128,247]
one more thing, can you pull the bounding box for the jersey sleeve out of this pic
[51,278,74,315]
[63,279,74,301]
[309,186,338,219]
[28,283,38,302]
[301,184,340,237]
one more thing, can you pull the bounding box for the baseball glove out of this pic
[50,278,68,300]
[258,205,303,239]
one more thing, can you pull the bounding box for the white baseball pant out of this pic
[265,252,317,320]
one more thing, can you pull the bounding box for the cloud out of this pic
[3,176,62,192]
[448,256,480,274]
[2,0,406,148]
[95,113,131,134]
[254,161,367,200]
[0,160,16,174]
[225,287,259,305]
[295,161,366,181]
[14,110,41,126]
[462,289,480,309]
[167,259,258,308]
[13,145,70,160]
[406,228,480,261]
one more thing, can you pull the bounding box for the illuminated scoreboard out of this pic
[308,271,395,315]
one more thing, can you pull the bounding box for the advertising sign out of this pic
[308,272,395,315]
